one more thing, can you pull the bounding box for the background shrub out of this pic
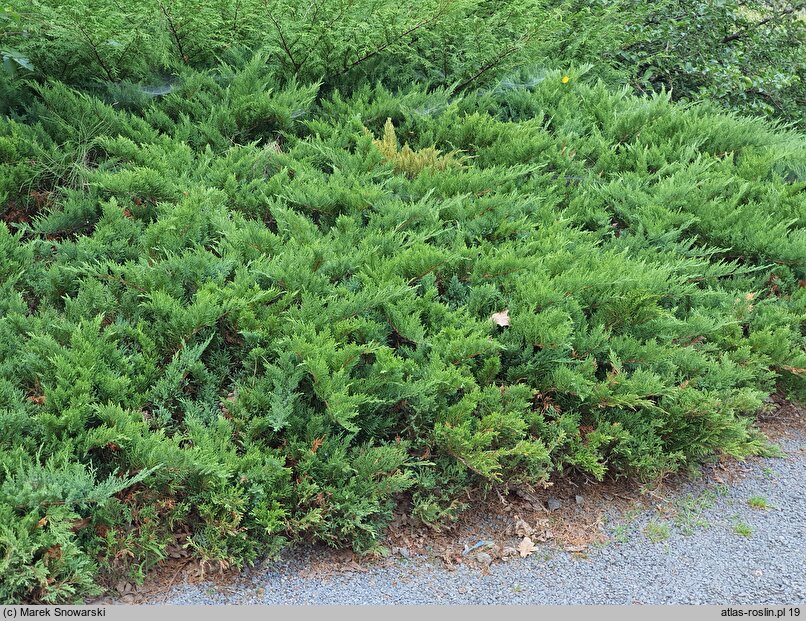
[2,0,803,124]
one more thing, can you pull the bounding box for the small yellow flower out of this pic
[561,75,570,84]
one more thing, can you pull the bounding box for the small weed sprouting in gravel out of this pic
[713,483,729,497]
[673,490,715,535]
[512,583,523,593]
[644,522,671,543]
[761,467,775,478]
[747,496,770,510]
[734,522,753,537]
[611,509,640,543]
[612,524,631,543]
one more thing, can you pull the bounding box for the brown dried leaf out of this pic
[514,517,533,537]
[44,545,62,561]
[70,517,91,532]
[311,437,324,454]
[517,536,536,558]
[491,309,510,327]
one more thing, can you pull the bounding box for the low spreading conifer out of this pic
[0,26,804,604]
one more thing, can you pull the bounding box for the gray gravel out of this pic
[160,433,805,605]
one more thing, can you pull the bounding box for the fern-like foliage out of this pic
[369,118,465,178]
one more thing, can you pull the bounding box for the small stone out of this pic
[547,497,562,511]
[475,552,493,565]
[575,494,584,506]
[399,547,411,558]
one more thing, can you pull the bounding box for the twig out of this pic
[268,11,301,73]
[330,2,453,79]
[161,559,193,604]
[159,1,188,64]
[721,4,803,43]
[453,32,532,92]
[94,272,148,294]
[296,0,348,73]
[74,22,115,82]
[231,0,241,38]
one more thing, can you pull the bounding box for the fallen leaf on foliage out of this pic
[71,517,91,532]
[491,309,510,327]
[311,436,324,453]
[28,395,46,405]
[36,517,48,529]
[44,545,62,561]
[517,536,536,558]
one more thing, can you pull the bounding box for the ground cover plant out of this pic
[1,0,805,605]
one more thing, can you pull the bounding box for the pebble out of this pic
[475,552,493,565]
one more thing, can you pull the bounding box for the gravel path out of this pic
[160,432,805,605]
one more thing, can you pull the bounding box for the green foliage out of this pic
[506,0,806,127]
[747,495,770,509]
[614,0,806,127]
[1,0,541,92]
[3,0,803,125]
[733,521,753,537]
[370,118,466,178]
[643,521,671,543]
[0,2,804,603]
